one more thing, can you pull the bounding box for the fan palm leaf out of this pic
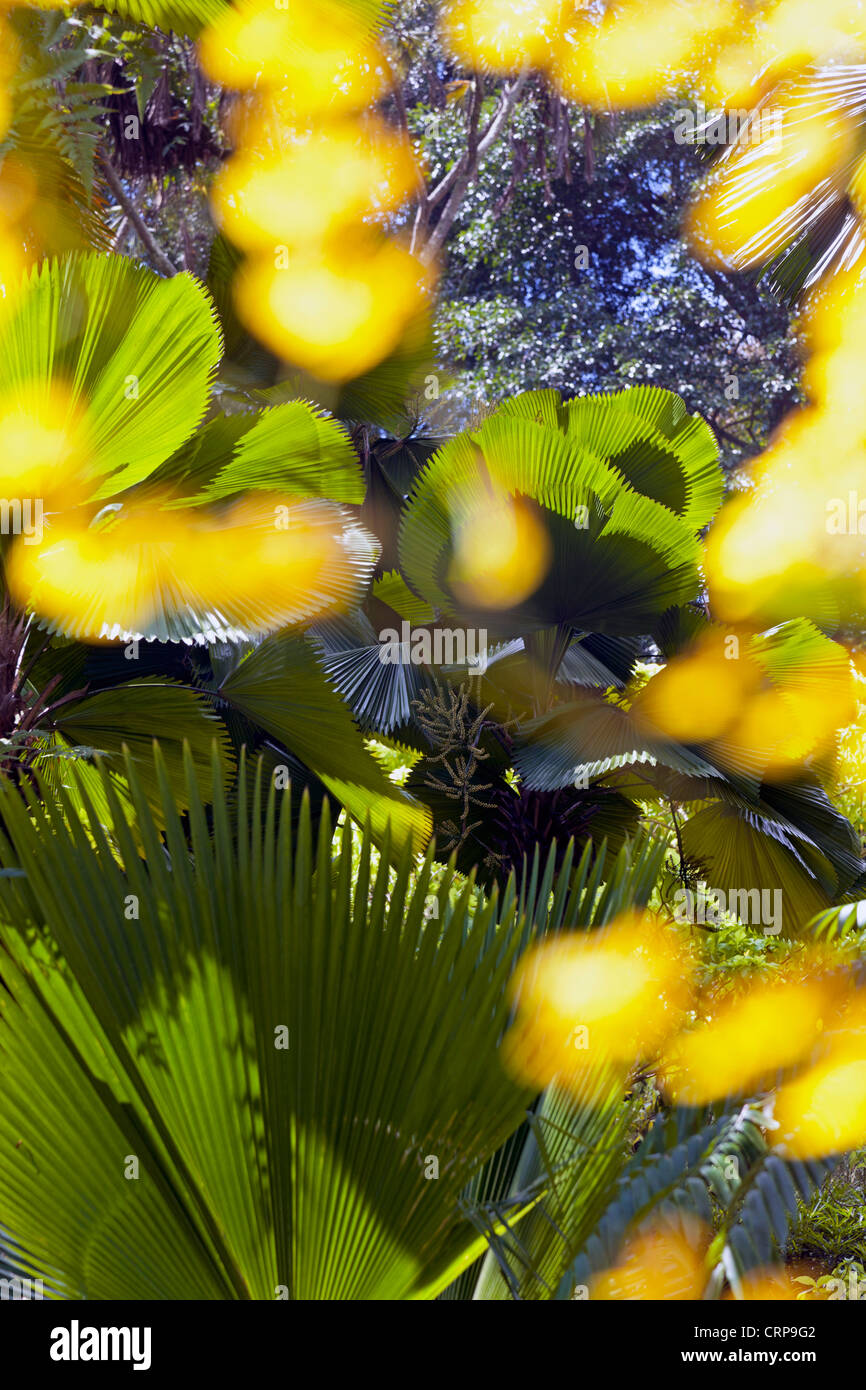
[0,253,378,643]
[398,405,705,637]
[451,833,667,1300]
[690,66,866,301]
[217,631,431,851]
[0,746,532,1299]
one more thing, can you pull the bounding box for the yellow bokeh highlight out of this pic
[661,976,842,1106]
[724,1266,803,1300]
[213,121,419,252]
[0,147,34,318]
[552,0,739,108]
[633,636,757,743]
[686,85,857,272]
[186,498,356,621]
[442,0,562,73]
[0,382,88,505]
[726,680,855,772]
[8,499,361,638]
[631,627,854,774]
[705,475,846,627]
[774,1053,866,1159]
[0,16,17,140]
[706,270,866,624]
[689,10,866,630]
[201,0,427,383]
[7,508,191,637]
[590,1219,710,1301]
[502,913,691,1091]
[448,494,552,609]
[235,242,429,384]
[700,0,866,105]
[198,0,385,110]
[773,991,866,1158]
[438,0,866,109]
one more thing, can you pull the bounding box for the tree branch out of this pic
[707,416,756,454]
[99,155,177,277]
[418,71,529,266]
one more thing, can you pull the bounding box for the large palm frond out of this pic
[447,832,667,1300]
[398,401,708,637]
[692,66,866,302]
[0,746,530,1299]
[1,253,378,643]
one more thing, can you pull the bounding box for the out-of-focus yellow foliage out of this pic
[213,120,419,252]
[552,0,740,109]
[442,0,562,73]
[633,635,757,743]
[0,26,30,313]
[448,493,552,608]
[724,1266,803,1300]
[198,0,386,109]
[235,241,429,383]
[7,498,367,638]
[0,17,14,141]
[833,667,866,808]
[199,0,426,385]
[706,270,866,626]
[686,83,858,272]
[632,629,855,775]
[437,0,866,112]
[502,913,691,1091]
[7,507,194,637]
[0,381,88,505]
[672,7,866,634]
[660,975,843,1105]
[727,679,853,771]
[590,1219,710,1300]
[775,1052,866,1157]
[773,992,866,1157]
[703,0,866,106]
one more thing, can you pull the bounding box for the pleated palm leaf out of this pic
[322,385,718,737]
[688,66,866,301]
[444,832,666,1300]
[444,849,837,1301]
[318,386,861,902]
[0,252,376,645]
[0,746,545,1299]
[397,392,711,638]
[498,386,723,532]
[0,250,426,847]
[513,617,863,931]
[33,0,226,38]
[0,744,686,1300]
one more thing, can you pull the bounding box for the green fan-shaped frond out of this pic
[49,676,234,815]
[561,390,722,532]
[498,384,723,530]
[26,498,380,647]
[191,402,364,506]
[218,631,431,851]
[0,746,536,1300]
[513,697,725,790]
[450,834,668,1302]
[398,411,702,636]
[85,0,227,37]
[0,253,222,497]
